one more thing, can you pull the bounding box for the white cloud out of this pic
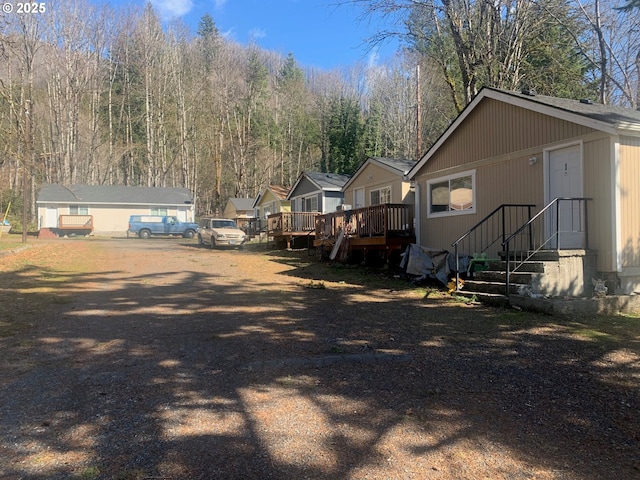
[214,0,228,8]
[366,48,379,69]
[151,0,194,20]
[249,28,267,40]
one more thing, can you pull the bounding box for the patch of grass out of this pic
[0,241,23,251]
[573,328,616,343]
[448,293,478,304]
[113,469,147,480]
[565,314,640,345]
[74,466,100,480]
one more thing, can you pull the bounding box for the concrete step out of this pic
[463,279,525,296]
[491,261,546,273]
[473,270,535,285]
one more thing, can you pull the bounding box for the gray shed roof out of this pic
[500,88,640,126]
[287,172,351,200]
[37,184,194,205]
[303,172,351,190]
[228,198,255,211]
[370,157,418,174]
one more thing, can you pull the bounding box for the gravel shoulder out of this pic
[0,237,639,479]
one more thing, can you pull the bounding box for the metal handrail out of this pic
[452,204,535,289]
[502,197,591,297]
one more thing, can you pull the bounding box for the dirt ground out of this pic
[0,237,639,480]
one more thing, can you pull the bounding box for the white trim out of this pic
[613,136,622,272]
[426,169,476,218]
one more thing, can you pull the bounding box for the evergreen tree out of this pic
[327,95,363,175]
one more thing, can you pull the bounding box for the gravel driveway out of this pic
[0,238,638,479]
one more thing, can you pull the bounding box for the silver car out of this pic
[197,218,247,248]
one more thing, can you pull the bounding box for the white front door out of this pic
[354,188,365,208]
[547,144,584,249]
[45,205,58,228]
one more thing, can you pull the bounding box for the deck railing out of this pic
[315,204,414,240]
[268,211,319,235]
[58,215,93,230]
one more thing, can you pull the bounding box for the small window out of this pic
[427,170,476,217]
[69,205,89,215]
[370,186,391,205]
[151,207,168,216]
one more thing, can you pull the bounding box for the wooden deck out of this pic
[58,215,94,233]
[314,204,415,259]
[268,212,318,248]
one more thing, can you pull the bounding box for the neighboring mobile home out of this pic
[287,171,350,213]
[312,158,417,260]
[266,172,350,248]
[222,198,256,219]
[407,87,640,295]
[37,184,195,236]
[343,157,417,209]
[253,185,291,222]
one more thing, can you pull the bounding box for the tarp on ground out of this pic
[400,244,470,286]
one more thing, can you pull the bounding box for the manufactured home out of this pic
[407,87,640,296]
[36,184,195,236]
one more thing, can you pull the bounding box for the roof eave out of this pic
[406,87,626,179]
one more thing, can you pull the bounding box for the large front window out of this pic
[304,195,318,212]
[370,186,391,205]
[428,171,475,216]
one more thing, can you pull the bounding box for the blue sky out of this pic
[104,0,399,70]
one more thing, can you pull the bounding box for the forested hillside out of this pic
[1,0,638,220]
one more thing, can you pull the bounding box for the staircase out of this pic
[451,199,594,306]
[458,250,597,306]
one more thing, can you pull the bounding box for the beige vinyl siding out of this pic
[423,99,595,175]
[417,155,543,257]
[619,136,640,269]
[256,190,291,214]
[584,136,616,272]
[344,163,410,206]
[416,134,617,260]
[36,205,192,233]
[414,97,616,258]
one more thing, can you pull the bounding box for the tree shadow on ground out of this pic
[0,243,639,479]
